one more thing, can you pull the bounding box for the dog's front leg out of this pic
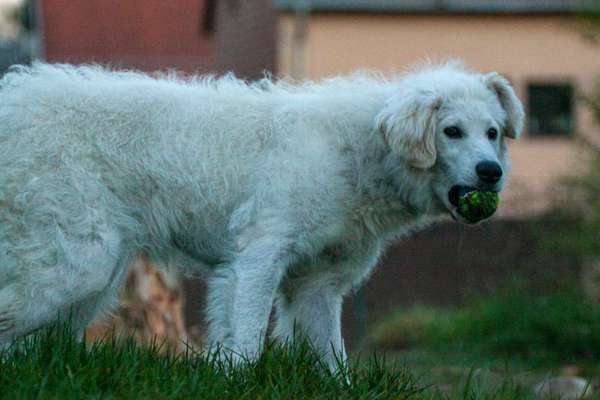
[225,237,293,363]
[274,286,347,372]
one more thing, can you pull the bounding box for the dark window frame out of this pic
[201,0,217,36]
[526,81,575,137]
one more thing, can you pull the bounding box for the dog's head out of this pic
[375,62,524,224]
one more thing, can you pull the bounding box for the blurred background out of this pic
[1,0,600,396]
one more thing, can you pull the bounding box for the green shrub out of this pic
[538,154,600,258]
[371,285,600,363]
[371,305,454,350]
[450,287,600,361]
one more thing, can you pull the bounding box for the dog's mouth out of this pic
[448,185,476,208]
[447,185,499,224]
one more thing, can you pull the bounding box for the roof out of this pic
[273,0,595,13]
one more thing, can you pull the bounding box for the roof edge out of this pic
[273,0,597,14]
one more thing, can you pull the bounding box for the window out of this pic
[528,83,574,136]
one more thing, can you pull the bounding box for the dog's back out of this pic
[0,64,282,254]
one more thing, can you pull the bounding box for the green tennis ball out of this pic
[457,190,500,223]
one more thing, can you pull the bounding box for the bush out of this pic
[538,154,600,258]
[372,305,454,350]
[371,285,600,363]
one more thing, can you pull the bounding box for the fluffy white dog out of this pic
[0,61,523,368]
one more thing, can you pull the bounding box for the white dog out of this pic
[0,61,523,369]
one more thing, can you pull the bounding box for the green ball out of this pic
[457,190,500,223]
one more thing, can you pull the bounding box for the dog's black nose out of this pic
[476,161,503,184]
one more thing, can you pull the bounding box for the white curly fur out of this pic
[0,61,523,368]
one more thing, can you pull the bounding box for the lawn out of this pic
[0,323,420,400]
[1,283,598,399]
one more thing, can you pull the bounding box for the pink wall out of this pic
[278,12,600,216]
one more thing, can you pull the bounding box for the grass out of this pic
[3,284,597,399]
[0,322,423,400]
[371,284,600,367]
[0,323,543,400]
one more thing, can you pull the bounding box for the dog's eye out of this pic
[444,126,462,138]
[487,128,498,141]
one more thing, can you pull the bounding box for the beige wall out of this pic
[277,12,600,216]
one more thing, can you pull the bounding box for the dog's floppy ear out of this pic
[375,89,441,169]
[483,72,524,139]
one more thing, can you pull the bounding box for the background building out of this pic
[1,0,598,347]
[273,0,600,216]
[35,0,597,217]
[202,0,600,343]
[208,0,277,79]
[40,0,213,72]
[0,0,39,72]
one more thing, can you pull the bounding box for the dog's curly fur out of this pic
[0,61,523,368]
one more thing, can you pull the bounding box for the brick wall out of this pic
[41,0,213,72]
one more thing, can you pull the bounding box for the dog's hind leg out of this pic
[0,284,22,343]
[66,253,132,341]
[0,226,126,345]
[0,192,129,344]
